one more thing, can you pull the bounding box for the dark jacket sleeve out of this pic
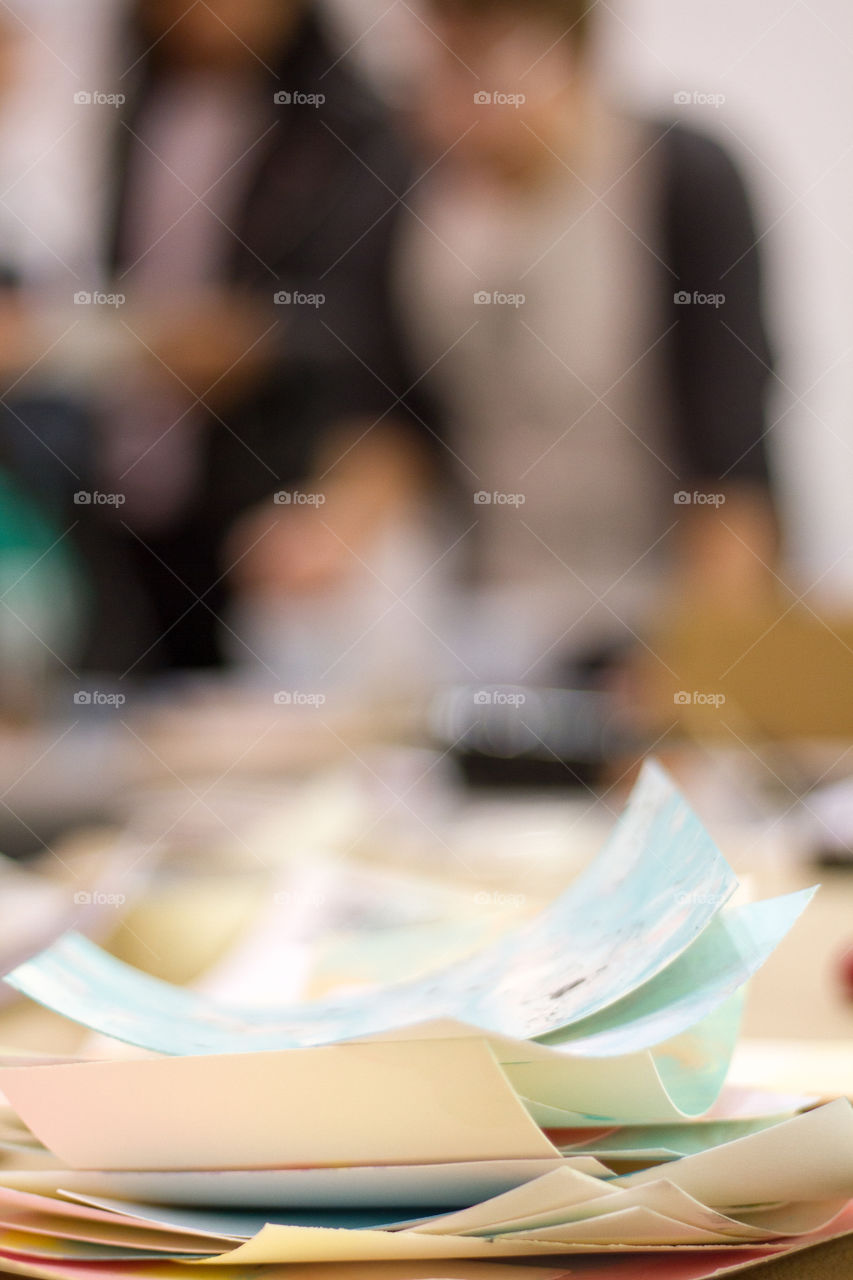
[659,122,774,488]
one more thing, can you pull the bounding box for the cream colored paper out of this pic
[190,1213,733,1263]
[413,1173,805,1243]
[189,1225,557,1265]
[510,1204,739,1245]
[618,1098,853,1205]
[734,1198,850,1236]
[411,1166,618,1235]
[485,1179,772,1240]
[0,1039,557,1170]
[364,1020,724,1123]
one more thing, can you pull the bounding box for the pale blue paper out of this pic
[543,888,816,1055]
[35,1161,574,1211]
[58,1193,444,1235]
[3,761,741,1053]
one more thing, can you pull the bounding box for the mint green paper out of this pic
[3,761,746,1054]
[540,888,816,1055]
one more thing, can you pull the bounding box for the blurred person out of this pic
[390,0,780,683]
[245,0,781,692]
[82,0,436,673]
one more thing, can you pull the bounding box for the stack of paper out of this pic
[0,761,851,1279]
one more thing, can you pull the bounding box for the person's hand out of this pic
[0,293,44,386]
[228,492,369,597]
[226,422,431,597]
[129,290,276,408]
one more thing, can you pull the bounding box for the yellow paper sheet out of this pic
[189,1225,559,1265]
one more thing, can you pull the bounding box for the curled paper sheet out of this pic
[4,762,743,1052]
[0,1022,806,1177]
[0,1260,577,1280]
[543,889,816,1056]
[617,1097,853,1206]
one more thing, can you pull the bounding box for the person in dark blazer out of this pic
[84,0,435,673]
